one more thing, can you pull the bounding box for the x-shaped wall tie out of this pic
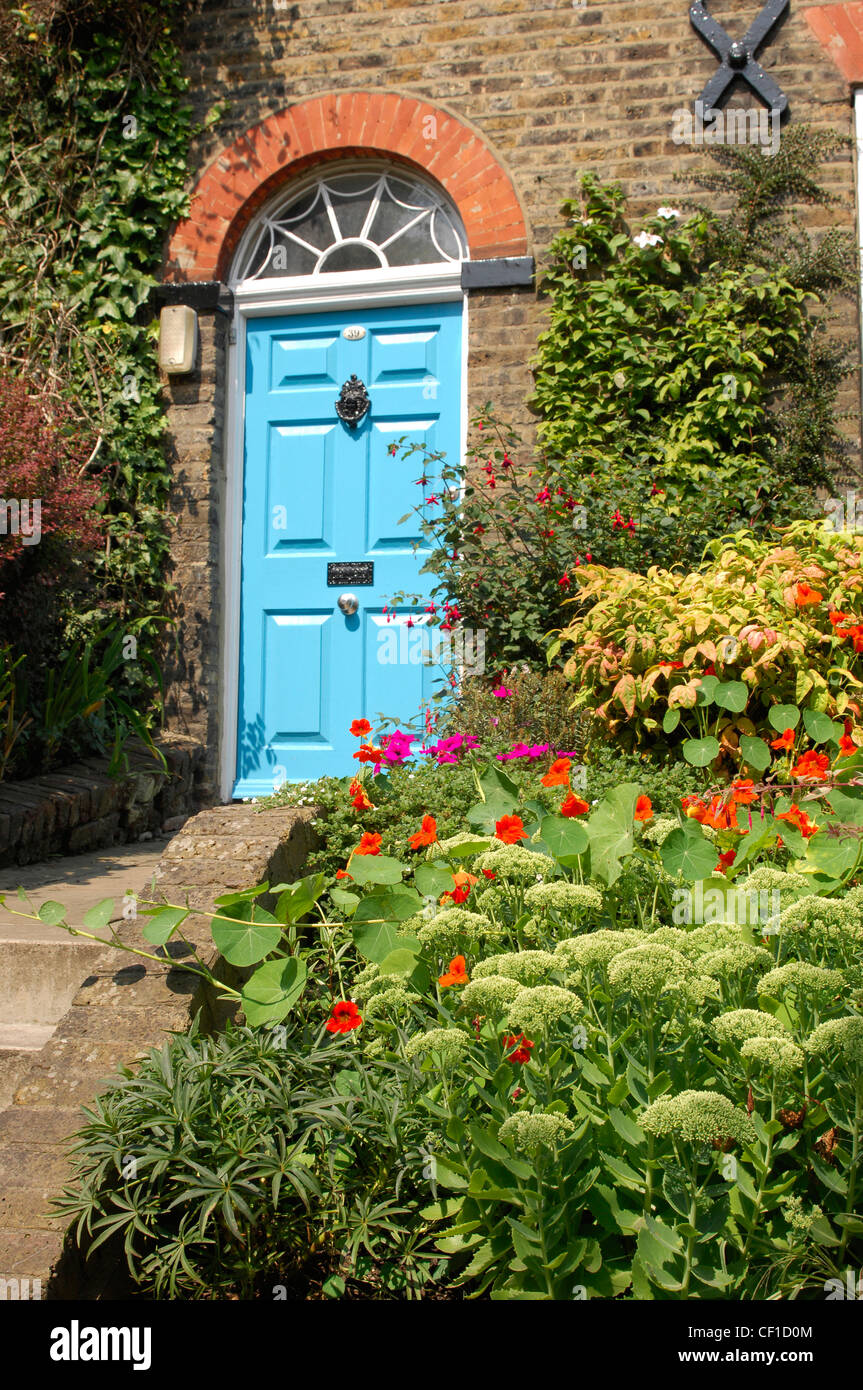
[690,0,789,116]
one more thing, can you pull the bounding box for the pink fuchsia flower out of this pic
[380,730,414,765]
[492,686,512,698]
[428,733,479,765]
[496,742,550,762]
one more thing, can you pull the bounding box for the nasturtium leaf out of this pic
[329,887,359,914]
[353,918,421,963]
[353,885,422,924]
[214,882,269,907]
[446,838,491,859]
[82,898,116,931]
[273,873,326,924]
[479,764,519,801]
[805,831,860,881]
[662,707,681,734]
[211,901,282,967]
[587,784,640,886]
[346,854,406,886]
[37,900,67,925]
[695,675,719,706]
[825,787,863,825]
[713,680,748,713]
[682,736,720,768]
[660,822,717,882]
[377,947,422,978]
[539,815,589,863]
[241,956,306,1025]
[415,863,458,898]
[802,708,844,746]
[740,734,771,773]
[768,704,800,733]
[141,906,189,946]
[466,794,517,830]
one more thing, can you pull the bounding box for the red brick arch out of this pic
[165,91,529,282]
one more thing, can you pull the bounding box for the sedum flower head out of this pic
[499,1109,575,1155]
[780,895,863,940]
[507,984,582,1033]
[741,866,812,897]
[641,815,680,848]
[523,882,603,917]
[782,1195,824,1237]
[607,944,689,998]
[416,907,496,958]
[433,831,488,858]
[759,961,845,999]
[461,973,522,1015]
[712,1009,789,1046]
[351,961,382,1004]
[649,926,707,959]
[554,929,647,973]
[701,943,774,979]
[806,1016,863,1068]
[640,1090,756,1148]
[473,949,556,985]
[405,1028,470,1067]
[740,1035,805,1077]
[364,983,415,1020]
[473,845,556,884]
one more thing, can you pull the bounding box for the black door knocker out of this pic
[335,375,370,428]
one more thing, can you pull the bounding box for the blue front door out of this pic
[234,300,463,795]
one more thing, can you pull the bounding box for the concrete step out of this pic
[0,1025,55,1051]
[0,939,106,1028]
[0,1047,39,1112]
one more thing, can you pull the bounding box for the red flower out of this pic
[794,583,822,607]
[790,750,830,783]
[495,814,526,844]
[350,718,372,739]
[730,779,757,806]
[409,814,438,849]
[353,743,383,765]
[354,832,382,856]
[349,777,374,811]
[838,733,858,758]
[440,871,478,906]
[504,1032,535,1065]
[481,869,496,880]
[770,728,795,751]
[560,792,590,818]
[336,869,352,880]
[439,955,469,988]
[776,804,818,839]
[541,757,572,788]
[829,609,851,627]
[715,849,737,874]
[634,795,653,822]
[558,572,570,588]
[326,1001,362,1034]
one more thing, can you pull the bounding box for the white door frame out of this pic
[218,263,469,801]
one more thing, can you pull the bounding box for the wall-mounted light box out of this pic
[159,304,198,374]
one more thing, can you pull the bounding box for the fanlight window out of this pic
[234,170,467,282]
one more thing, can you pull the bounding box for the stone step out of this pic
[0,1045,43,1112]
[0,1025,55,1052]
[0,939,106,1028]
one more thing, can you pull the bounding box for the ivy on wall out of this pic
[0,0,211,722]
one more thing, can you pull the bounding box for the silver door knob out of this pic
[337,592,359,615]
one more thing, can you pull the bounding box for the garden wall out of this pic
[0,736,205,868]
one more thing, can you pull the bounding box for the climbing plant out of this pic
[0,0,212,720]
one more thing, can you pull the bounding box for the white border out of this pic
[218,264,469,800]
[856,89,863,435]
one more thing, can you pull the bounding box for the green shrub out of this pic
[553,521,863,758]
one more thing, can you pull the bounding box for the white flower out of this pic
[633,231,662,249]
[656,206,680,220]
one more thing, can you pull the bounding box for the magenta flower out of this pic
[496,742,531,761]
[492,686,513,698]
[428,733,479,765]
[380,730,415,765]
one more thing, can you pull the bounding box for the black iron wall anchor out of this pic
[690,0,789,117]
[335,375,370,427]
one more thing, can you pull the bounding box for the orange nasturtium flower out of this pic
[440,870,478,906]
[495,814,526,844]
[325,1001,362,1034]
[353,743,383,765]
[349,777,374,811]
[439,954,469,988]
[541,757,572,788]
[634,795,653,822]
[770,728,795,751]
[560,793,590,818]
[838,733,859,758]
[790,750,831,783]
[350,719,372,739]
[715,849,737,874]
[354,832,382,856]
[776,804,818,839]
[730,779,757,806]
[794,583,822,607]
[409,815,438,849]
[336,869,352,880]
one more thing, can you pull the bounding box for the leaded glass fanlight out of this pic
[233,168,468,282]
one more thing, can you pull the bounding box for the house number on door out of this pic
[343,326,366,340]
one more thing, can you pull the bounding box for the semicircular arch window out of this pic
[233,168,468,282]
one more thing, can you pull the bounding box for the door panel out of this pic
[234,300,462,795]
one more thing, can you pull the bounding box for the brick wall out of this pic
[162,0,863,798]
